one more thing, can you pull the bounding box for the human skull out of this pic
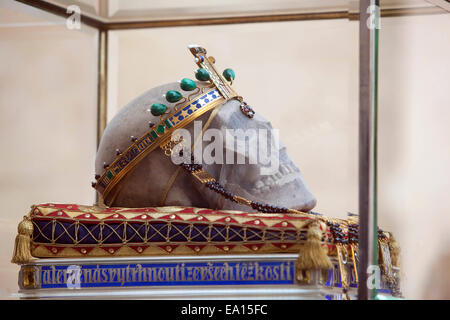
[95,82,317,212]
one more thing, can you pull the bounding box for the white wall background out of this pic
[378,13,450,299]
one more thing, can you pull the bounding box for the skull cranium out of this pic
[95,82,316,212]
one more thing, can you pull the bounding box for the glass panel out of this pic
[378,3,449,299]
[107,20,360,216]
[0,0,98,297]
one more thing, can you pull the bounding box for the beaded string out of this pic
[160,131,402,295]
[174,150,296,214]
[177,147,403,297]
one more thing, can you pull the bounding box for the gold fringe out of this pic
[296,221,332,282]
[11,215,34,264]
[388,232,401,268]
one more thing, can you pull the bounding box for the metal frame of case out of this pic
[14,0,448,299]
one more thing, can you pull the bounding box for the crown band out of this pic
[96,87,226,205]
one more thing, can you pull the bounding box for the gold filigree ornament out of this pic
[350,243,359,283]
[379,236,402,297]
[335,243,351,299]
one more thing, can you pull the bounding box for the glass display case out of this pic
[1,0,449,299]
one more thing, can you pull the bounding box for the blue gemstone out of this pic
[187,109,193,114]
[195,104,201,108]
[204,99,209,103]
[178,116,184,121]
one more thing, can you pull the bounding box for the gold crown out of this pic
[94,45,255,205]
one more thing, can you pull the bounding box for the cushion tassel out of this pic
[295,221,332,282]
[11,215,34,264]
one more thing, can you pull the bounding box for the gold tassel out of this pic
[11,215,34,264]
[296,221,332,282]
[388,232,401,268]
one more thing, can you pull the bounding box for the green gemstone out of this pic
[180,78,197,91]
[156,124,165,134]
[150,131,158,139]
[164,119,173,128]
[195,68,210,81]
[165,90,183,103]
[106,171,113,179]
[222,68,235,81]
[150,103,167,116]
